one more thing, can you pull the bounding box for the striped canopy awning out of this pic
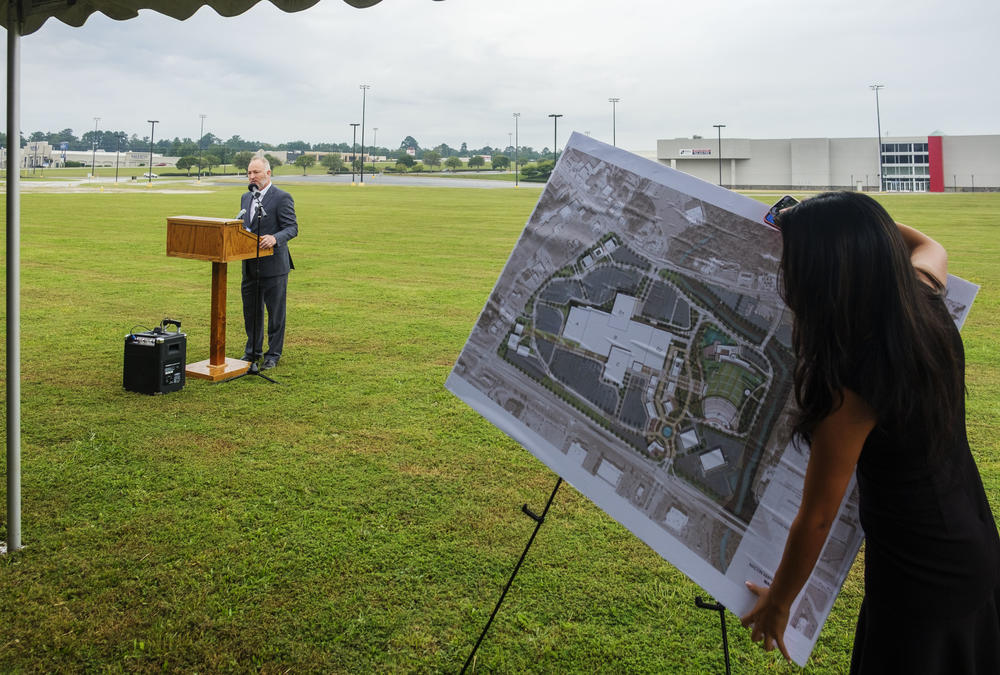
[1,0,384,36]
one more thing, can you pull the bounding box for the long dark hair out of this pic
[776,191,962,446]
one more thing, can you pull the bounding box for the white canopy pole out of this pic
[4,0,22,553]
[0,0,395,556]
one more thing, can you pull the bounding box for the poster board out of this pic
[446,132,978,665]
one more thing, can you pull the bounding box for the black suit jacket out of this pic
[241,184,298,279]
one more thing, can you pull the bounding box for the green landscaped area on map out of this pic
[703,361,762,408]
[0,184,998,673]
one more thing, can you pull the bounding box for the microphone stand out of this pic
[227,186,278,385]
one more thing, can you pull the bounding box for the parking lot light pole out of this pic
[147,120,158,184]
[115,133,123,183]
[870,84,885,191]
[713,124,726,186]
[608,98,619,147]
[548,114,563,164]
[350,123,359,184]
[513,112,520,187]
[198,113,206,181]
[359,84,370,183]
[91,117,100,180]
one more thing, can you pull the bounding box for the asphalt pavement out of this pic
[213,172,541,189]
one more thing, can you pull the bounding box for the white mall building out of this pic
[656,134,1000,192]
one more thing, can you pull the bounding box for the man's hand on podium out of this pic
[259,234,277,249]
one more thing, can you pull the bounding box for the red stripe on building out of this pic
[928,135,944,192]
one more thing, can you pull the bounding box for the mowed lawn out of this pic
[0,184,997,673]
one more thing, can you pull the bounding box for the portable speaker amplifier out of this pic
[123,319,186,394]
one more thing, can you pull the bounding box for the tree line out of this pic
[4,128,551,165]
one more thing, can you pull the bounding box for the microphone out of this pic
[235,207,247,220]
[247,182,267,219]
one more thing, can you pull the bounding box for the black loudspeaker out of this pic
[123,319,186,395]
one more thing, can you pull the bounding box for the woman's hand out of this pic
[740,581,792,662]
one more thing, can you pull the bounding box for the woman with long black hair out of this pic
[739,192,1000,672]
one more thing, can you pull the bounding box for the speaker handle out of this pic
[160,318,182,334]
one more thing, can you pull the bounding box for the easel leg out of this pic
[460,476,562,674]
[695,596,731,675]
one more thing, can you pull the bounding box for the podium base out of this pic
[186,357,251,382]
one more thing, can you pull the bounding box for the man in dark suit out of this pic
[241,157,298,370]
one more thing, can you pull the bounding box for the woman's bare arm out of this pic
[896,223,947,288]
[740,389,876,661]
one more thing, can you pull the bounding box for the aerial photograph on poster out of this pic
[446,132,978,666]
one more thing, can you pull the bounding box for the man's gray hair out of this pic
[249,156,271,172]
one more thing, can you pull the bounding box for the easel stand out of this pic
[694,596,732,675]
[459,476,734,675]
[460,476,563,674]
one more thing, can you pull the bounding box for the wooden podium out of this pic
[166,216,273,381]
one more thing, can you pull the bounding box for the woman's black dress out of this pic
[849,303,1000,673]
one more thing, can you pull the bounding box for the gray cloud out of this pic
[6,0,999,151]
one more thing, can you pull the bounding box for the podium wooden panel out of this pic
[167,216,272,381]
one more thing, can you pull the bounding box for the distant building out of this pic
[3,143,176,168]
[657,134,1000,192]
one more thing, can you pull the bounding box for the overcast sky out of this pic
[4,0,999,153]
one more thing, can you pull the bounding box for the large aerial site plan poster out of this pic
[446,133,977,666]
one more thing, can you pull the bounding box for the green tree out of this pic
[200,153,220,174]
[444,156,462,171]
[263,153,283,167]
[294,154,317,175]
[173,140,199,157]
[48,128,78,146]
[176,156,198,175]
[394,152,415,168]
[210,145,231,171]
[520,159,554,182]
[422,150,441,168]
[491,155,510,171]
[320,153,344,173]
[233,151,255,172]
[400,136,420,152]
[468,155,485,169]
[460,142,468,155]
[199,133,221,149]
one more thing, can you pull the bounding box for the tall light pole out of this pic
[350,122,359,184]
[548,113,563,165]
[513,112,520,187]
[115,133,123,183]
[608,97,620,147]
[91,116,100,179]
[372,127,378,155]
[147,120,158,184]
[713,124,726,186]
[197,113,206,181]
[359,84,370,183]
[870,84,885,192]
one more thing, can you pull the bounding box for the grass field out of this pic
[6,164,520,182]
[0,185,997,673]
